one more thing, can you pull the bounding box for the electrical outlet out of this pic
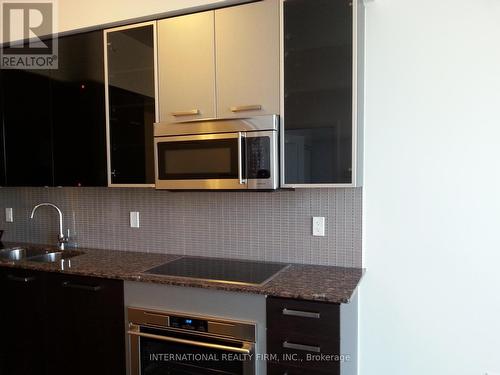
[5,208,13,223]
[130,212,140,228]
[312,217,325,236]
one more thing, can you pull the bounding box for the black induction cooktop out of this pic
[143,256,289,286]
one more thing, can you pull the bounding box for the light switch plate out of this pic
[5,208,13,223]
[130,212,140,228]
[312,217,325,236]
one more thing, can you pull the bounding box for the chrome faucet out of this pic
[30,203,69,250]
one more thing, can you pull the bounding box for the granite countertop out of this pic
[0,241,363,303]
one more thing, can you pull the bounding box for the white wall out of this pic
[360,0,500,374]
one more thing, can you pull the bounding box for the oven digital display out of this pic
[170,316,208,332]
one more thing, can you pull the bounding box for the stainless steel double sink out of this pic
[0,246,84,263]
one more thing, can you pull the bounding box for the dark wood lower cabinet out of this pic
[0,268,47,375]
[45,273,125,375]
[267,297,350,375]
[0,268,126,375]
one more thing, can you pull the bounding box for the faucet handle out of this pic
[59,229,70,243]
[57,230,70,251]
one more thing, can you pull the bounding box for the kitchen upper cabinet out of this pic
[157,0,280,123]
[215,0,280,118]
[0,31,107,187]
[105,22,157,186]
[52,31,107,187]
[158,12,216,123]
[282,0,364,187]
[0,71,5,186]
[1,68,54,186]
[45,273,125,375]
[0,268,47,375]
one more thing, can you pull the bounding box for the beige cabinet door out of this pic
[158,12,216,123]
[215,0,280,118]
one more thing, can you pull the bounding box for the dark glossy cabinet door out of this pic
[52,31,107,186]
[2,68,54,186]
[0,268,47,375]
[106,23,156,185]
[283,0,353,185]
[45,273,126,375]
[0,71,5,186]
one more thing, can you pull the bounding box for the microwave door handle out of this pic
[238,132,247,185]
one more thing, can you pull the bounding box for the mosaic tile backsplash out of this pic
[0,187,362,267]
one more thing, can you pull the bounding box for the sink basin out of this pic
[0,247,85,263]
[28,250,85,263]
[0,247,52,261]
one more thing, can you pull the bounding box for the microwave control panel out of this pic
[246,136,271,179]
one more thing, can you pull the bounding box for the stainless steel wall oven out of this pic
[128,307,256,375]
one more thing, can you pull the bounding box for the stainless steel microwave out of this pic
[154,115,279,190]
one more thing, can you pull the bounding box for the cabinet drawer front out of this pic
[267,297,340,338]
[267,329,340,373]
[267,362,336,375]
[47,273,123,293]
[2,268,42,284]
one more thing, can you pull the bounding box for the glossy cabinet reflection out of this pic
[0,31,107,187]
[2,68,54,186]
[0,71,5,186]
[52,31,107,187]
[282,0,363,186]
[105,23,156,186]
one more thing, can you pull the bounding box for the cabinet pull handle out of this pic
[171,109,200,117]
[62,281,101,292]
[230,104,262,112]
[283,341,321,353]
[7,274,36,283]
[282,308,320,319]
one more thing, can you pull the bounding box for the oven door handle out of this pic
[127,330,252,354]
